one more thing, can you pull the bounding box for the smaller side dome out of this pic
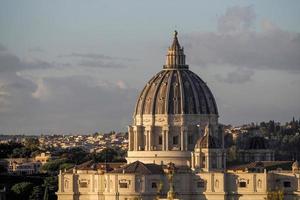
[195,124,219,149]
[195,134,218,149]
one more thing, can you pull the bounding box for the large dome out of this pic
[134,31,218,116]
[134,69,218,115]
[127,32,221,167]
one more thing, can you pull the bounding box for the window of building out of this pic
[188,135,193,144]
[197,181,205,188]
[200,154,206,168]
[158,136,162,145]
[239,181,247,188]
[173,136,179,145]
[211,153,217,168]
[79,180,88,188]
[152,182,157,188]
[283,181,291,188]
[119,182,128,188]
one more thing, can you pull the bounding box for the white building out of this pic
[56,32,300,200]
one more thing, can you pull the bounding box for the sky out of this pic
[0,0,300,134]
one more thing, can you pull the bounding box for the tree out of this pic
[0,142,24,158]
[59,163,74,170]
[90,148,125,163]
[29,186,43,200]
[11,182,33,200]
[63,147,89,164]
[41,158,69,172]
[266,190,284,200]
[43,176,58,200]
[0,164,7,173]
[11,147,31,158]
[24,137,40,151]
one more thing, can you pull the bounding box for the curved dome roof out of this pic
[134,31,218,116]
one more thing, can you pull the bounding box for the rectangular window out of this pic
[80,182,88,188]
[158,136,162,145]
[283,181,291,188]
[173,136,179,145]
[152,182,157,188]
[188,135,193,144]
[119,182,128,188]
[239,182,247,188]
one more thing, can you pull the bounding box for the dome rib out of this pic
[151,71,168,114]
[182,70,200,114]
[136,72,160,115]
[191,72,218,115]
[177,70,185,114]
[164,70,174,114]
[191,72,210,114]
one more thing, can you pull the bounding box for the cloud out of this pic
[0,44,7,51]
[58,52,135,68]
[60,52,114,60]
[116,80,128,89]
[215,68,254,84]
[28,47,45,53]
[60,52,136,61]
[31,78,49,100]
[78,59,127,68]
[185,6,300,73]
[0,74,138,133]
[0,45,52,73]
[0,45,137,132]
[217,5,256,34]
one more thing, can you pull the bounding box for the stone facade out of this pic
[56,32,300,200]
[57,164,300,200]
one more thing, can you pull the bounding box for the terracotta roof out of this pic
[66,160,125,173]
[228,161,292,171]
[110,161,164,175]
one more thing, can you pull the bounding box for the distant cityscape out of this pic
[0,118,299,199]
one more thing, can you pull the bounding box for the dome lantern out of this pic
[163,31,189,70]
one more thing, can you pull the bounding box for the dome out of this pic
[134,31,218,116]
[195,134,218,149]
[195,124,219,149]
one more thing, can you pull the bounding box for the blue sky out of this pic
[0,1,299,134]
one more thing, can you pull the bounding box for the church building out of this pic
[56,32,300,200]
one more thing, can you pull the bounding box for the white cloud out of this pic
[215,68,254,84]
[116,80,128,89]
[32,78,49,100]
[185,6,300,73]
[217,5,256,34]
